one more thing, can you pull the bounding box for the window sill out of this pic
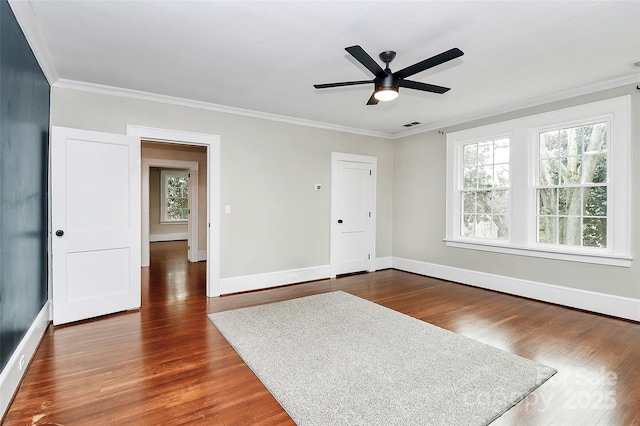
[160,220,188,225]
[443,238,632,268]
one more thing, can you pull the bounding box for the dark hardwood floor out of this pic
[3,241,639,425]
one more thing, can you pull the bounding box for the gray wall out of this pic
[49,75,637,300]
[50,87,394,279]
[0,0,50,370]
[393,84,639,299]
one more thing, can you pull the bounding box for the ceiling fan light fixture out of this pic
[374,88,398,102]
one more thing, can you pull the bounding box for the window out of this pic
[161,169,189,223]
[461,138,510,239]
[446,96,630,267]
[536,122,607,248]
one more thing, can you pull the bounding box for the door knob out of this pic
[55,230,64,237]
[337,219,343,224]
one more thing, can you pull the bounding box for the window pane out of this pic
[462,192,475,213]
[493,190,509,215]
[479,166,494,188]
[559,216,582,246]
[583,218,606,248]
[494,164,509,187]
[583,154,607,183]
[538,216,556,244]
[538,188,557,215]
[539,159,560,186]
[540,129,568,158]
[558,188,581,216]
[563,156,581,184]
[463,167,478,189]
[584,186,606,217]
[476,191,491,213]
[494,215,509,239]
[477,142,493,166]
[461,214,475,237]
[474,215,495,238]
[463,144,478,169]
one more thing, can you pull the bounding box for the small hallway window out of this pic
[161,169,189,223]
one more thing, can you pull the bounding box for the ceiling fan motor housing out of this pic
[376,73,399,92]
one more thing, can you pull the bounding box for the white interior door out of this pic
[51,126,141,325]
[330,152,376,277]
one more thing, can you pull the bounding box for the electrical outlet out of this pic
[19,354,26,371]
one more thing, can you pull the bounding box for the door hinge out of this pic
[369,212,371,218]
[368,254,371,260]
[370,169,372,176]
[188,245,190,251]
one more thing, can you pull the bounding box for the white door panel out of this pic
[331,153,376,277]
[52,126,141,325]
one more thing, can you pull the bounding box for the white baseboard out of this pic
[220,265,331,294]
[198,250,207,262]
[1,301,51,419]
[392,257,640,322]
[219,257,394,295]
[149,233,187,242]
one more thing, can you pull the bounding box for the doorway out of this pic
[127,125,221,297]
[141,152,201,266]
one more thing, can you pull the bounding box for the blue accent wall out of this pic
[0,0,50,370]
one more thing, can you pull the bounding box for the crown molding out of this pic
[393,73,640,139]
[53,79,395,140]
[8,0,59,84]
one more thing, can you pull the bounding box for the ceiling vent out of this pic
[403,121,421,127]
[632,61,640,69]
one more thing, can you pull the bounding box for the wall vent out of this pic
[402,121,421,127]
[632,61,640,69]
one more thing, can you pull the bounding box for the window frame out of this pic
[445,96,631,267]
[160,169,189,224]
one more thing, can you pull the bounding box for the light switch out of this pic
[225,205,231,214]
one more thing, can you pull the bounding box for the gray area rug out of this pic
[209,291,556,425]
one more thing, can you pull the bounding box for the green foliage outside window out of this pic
[165,174,189,221]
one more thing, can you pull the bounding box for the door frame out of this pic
[127,125,221,297]
[141,158,199,266]
[330,152,377,278]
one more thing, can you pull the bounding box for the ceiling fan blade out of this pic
[345,45,386,78]
[314,80,373,89]
[399,79,451,94]
[394,48,464,80]
[366,93,379,105]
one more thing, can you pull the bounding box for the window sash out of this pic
[161,169,189,223]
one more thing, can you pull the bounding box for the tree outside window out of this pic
[461,138,510,240]
[537,122,607,248]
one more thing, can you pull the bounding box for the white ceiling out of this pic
[12,0,640,138]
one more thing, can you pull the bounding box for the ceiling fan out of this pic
[313,45,464,105]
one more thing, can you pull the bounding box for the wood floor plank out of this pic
[3,241,639,425]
